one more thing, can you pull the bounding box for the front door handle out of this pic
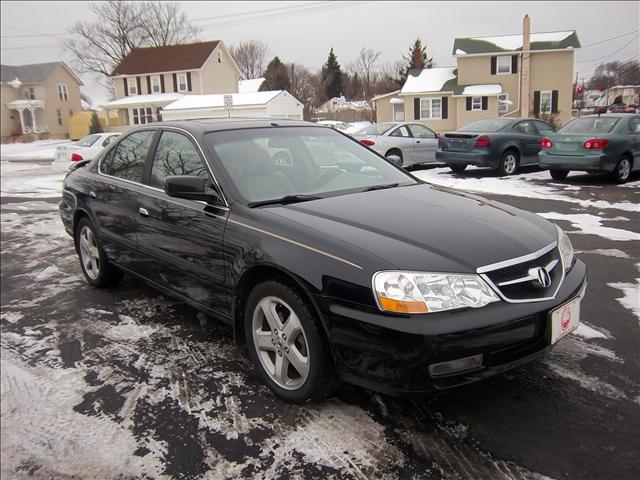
[416,140,421,144]
[138,207,149,217]
[89,191,96,198]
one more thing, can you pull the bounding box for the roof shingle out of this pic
[110,41,221,76]
[453,31,580,55]
[1,62,64,84]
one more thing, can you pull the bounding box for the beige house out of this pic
[1,62,83,141]
[103,40,241,129]
[374,16,580,130]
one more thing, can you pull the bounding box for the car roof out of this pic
[581,113,635,118]
[134,117,315,135]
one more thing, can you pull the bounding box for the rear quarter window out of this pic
[101,130,154,182]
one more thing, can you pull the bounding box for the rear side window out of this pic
[408,124,436,138]
[102,130,154,182]
[150,131,209,189]
[559,117,619,134]
[513,121,536,135]
[390,126,411,137]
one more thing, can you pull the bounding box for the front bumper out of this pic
[539,152,614,172]
[316,259,587,396]
[436,149,496,168]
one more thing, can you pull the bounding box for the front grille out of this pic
[482,247,563,302]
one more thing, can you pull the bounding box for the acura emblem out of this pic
[529,266,552,289]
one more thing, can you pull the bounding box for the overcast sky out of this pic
[1,1,639,104]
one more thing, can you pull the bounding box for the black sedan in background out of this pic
[59,118,586,402]
[436,117,556,175]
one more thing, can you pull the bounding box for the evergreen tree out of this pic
[321,48,344,99]
[397,38,433,86]
[89,111,103,134]
[261,56,291,91]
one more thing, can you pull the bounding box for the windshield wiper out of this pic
[362,182,400,192]
[248,194,322,208]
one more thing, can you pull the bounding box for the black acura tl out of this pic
[59,118,587,402]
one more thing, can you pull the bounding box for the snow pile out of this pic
[1,139,70,160]
[238,77,265,93]
[538,212,639,242]
[163,90,284,110]
[401,67,457,94]
[468,31,575,51]
[102,92,183,108]
[462,84,502,95]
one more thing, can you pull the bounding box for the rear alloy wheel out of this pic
[385,149,403,167]
[245,281,333,403]
[74,218,123,288]
[449,164,467,173]
[612,156,632,184]
[498,150,519,176]
[549,169,570,180]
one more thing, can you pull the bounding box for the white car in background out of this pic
[343,121,372,135]
[316,120,350,132]
[52,133,121,172]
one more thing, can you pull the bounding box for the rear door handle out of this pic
[138,207,149,217]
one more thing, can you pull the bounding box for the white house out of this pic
[239,78,266,93]
[161,90,303,121]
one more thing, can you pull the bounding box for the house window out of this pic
[57,84,68,101]
[471,96,482,111]
[57,109,63,126]
[497,56,512,75]
[393,102,405,121]
[419,98,442,119]
[151,75,161,93]
[177,73,188,92]
[217,52,222,64]
[25,87,35,100]
[498,93,509,114]
[540,90,553,114]
[130,107,154,125]
[69,109,74,117]
[127,77,138,95]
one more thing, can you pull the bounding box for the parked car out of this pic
[436,118,556,176]
[353,122,440,168]
[538,114,640,183]
[316,120,350,132]
[59,119,587,402]
[608,104,637,114]
[52,133,121,172]
[343,121,372,135]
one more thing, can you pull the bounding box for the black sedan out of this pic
[436,117,556,175]
[59,118,587,402]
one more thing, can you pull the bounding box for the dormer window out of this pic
[127,77,138,95]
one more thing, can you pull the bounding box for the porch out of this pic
[6,99,48,134]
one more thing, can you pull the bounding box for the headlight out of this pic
[556,225,574,272]
[372,271,500,314]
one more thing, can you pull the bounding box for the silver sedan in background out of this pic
[353,122,440,168]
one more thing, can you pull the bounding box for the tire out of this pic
[497,150,519,176]
[449,164,467,173]
[549,169,569,180]
[611,156,632,184]
[385,149,403,167]
[74,217,123,288]
[244,280,334,403]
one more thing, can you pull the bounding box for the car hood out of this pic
[266,183,557,273]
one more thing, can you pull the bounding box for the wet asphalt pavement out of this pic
[1,160,638,480]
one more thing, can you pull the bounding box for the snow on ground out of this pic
[572,323,610,340]
[414,167,639,212]
[537,212,640,242]
[607,263,640,322]
[1,139,71,160]
[1,173,64,198]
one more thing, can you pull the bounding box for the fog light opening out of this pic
[428,353,484,377]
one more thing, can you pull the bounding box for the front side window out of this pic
[540,91,552,114]
[471,96,482,111]
[150,131,209,189]
[533,120,555,135]
[207,126,416,203]
[57,84,68,101]
[151,75,161,93]
[497,55,512,74]
[128,77,138,95]
[420,98,442,119]
[130,107,154,125]
[498,93,509,114]
[103,130,154,182]
[177,73,188,92]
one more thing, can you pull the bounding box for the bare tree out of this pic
[229,40,269,80]
[289,63,317,120]
[62,1,200,81]
[349,47,381,99]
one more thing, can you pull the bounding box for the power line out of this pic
[576,34,639,64]
[188,1,334,23]
[579,29,640,48]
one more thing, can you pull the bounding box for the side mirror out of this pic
[386,154,403,168]
[164,175,220,203]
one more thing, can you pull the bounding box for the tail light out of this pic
[474,136,491,148]
[360,139,375,146]
[437,136,444,147]
[539,137,553,148]
[583,139,609,149]
[70,152,84,161]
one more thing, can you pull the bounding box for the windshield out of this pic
[358,123,397,136]
[206,126,417,203]
[76,134,101,147]
[459,118,513,132]
[559,117,620,134]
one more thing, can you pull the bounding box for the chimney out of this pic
[521,14,531,117]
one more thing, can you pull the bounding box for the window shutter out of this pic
[551,90,559,113]
[172,73,178,92]
[512,55,518,74]
[442,97,448,119]
[136,76,141,95]
[466,97,472,110]
[160,75,165,93]
[187,72,192,92]
[533,91,541,114]
[146,76,151,94]
[123,78,128,96]
[414,98,420,120]
[490,56,497,75]
[482,96,488,110]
